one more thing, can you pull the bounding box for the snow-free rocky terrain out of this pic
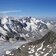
[5,31,56,56]
[0,16,56,56]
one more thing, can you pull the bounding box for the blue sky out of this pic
[0,0,56,17]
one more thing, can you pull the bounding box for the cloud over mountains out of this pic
[0,10,22,13]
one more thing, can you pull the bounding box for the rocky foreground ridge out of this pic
[4,31,56,56]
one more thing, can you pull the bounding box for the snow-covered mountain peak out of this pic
[0,16,56,42]
[1,16,9,24]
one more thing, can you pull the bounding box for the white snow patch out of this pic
[6,50,11,54]
[49,49,52,53]
[35,52,40,56]
[20,33,25,37]
[39,51,44,54]
[37,41,45,51]
[22,45,25,47]
[28,51,32,54]
[47,45,49,47]
[40,29,42,32]
[0,27,7,36]
[28,47,31,50]
[43,48,45,51]
[9,53,14,55]
[4,25,10,32]
[15,46,19,49]
[43,53,49,56]
[28,48,35,54]
[1,17,8,24]
[26,34,29,37]
[43,49,52,56]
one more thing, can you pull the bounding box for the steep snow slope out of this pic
[0,16,55,42]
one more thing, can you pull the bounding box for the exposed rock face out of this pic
[5,31,56,56]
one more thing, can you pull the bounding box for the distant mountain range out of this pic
[0,16,56,42]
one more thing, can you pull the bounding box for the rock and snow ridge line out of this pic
[0,16,56,42]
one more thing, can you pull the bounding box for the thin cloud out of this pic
[0,10,22,13]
